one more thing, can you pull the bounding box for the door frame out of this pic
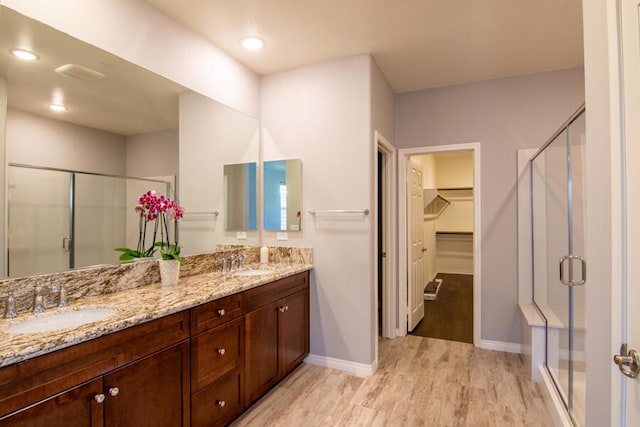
[398,142,481,346]
[376,131,397,340]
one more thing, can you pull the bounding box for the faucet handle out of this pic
[238,254,247,270]
[229,255,237,272]
[220,258,228,273]
[1,292,17,319]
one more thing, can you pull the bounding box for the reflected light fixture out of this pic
[241,36,264,50]
[10,48,39,61]
[48,104,68,112]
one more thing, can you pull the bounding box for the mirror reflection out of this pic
[0,5,260,277]
[224,163,257,231]
[264,159,303,231]
[7,165,172,277]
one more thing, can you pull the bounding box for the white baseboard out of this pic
[304,354,376,377]
[480,339,523,354]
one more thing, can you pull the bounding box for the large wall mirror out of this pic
[0,5,259,278]
[264,159,303,231]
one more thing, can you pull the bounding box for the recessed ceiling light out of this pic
[48,104,68,112]
[240,36,265,50]
[10,48,39,61]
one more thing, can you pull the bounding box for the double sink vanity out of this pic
[0,247,312,426]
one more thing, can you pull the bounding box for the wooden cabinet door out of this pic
[103,341,190,427]
[279,288,309,377]
[244,300,279,404]
[0,377,104,427]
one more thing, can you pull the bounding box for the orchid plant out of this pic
[115,190,185,264]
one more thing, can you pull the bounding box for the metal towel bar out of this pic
[308,209,370,216]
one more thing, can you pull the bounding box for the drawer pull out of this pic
[108,387,120,397]
[217,309,226,316]
[216,400,226,408]
[217,348,226,355]
[94,393,106,403]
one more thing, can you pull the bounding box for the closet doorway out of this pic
[398,143,481,347]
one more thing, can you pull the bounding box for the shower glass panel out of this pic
[8,167,71,277]
[7,165,173,277]
[531,106,586,426]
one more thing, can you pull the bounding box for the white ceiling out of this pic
[146,0,584,93]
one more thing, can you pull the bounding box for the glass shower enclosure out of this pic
[7,164,173,278]
[530,105,586,426]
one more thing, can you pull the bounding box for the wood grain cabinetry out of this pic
[245,272,309,405]
[0,270,310,426]
[190,293,247,427]
[0,312,190,426]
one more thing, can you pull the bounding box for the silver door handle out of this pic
[614,344,640,378]
[559,255,586,286]
[62,237,71,252]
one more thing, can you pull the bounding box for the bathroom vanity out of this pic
[0,265,310,426]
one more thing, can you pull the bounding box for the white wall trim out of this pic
[480,339,522,354]
[304,354,376,377]
[376,131,397,340]
[538,365,574,427]
[398,143,481,348]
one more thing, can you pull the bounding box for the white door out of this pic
[615,0,640,423]
[407,158,425,331]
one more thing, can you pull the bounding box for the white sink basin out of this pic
[234,269,273,277]
[5,307,117,334]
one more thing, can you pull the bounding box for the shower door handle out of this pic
[62,237,71,252]
[559,255,586,286]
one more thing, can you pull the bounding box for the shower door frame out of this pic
[529,104,586,425]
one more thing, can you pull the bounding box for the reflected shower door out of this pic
[8,167,71,277]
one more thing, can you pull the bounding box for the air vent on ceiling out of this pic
[54,64,105,81]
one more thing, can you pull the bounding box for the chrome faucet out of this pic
[1,292,17,319]
[57,284,68,308]
[32,284,68,313]
[220,258,228,273]
[32,284,48,313]
[229,255,237,272]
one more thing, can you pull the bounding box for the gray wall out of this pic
[262,55,394,366]
[395,67,585,344]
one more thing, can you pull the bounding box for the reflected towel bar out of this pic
[308,209,370,216]
[182,211,219,221]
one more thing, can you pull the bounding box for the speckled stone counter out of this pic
[0,247,312,368]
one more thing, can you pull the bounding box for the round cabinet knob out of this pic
[217,348,226,355]
[216,400,226,408]
[94,393,106,403]
[278,306,286,313]
[108,387,120,397]
[285,305,289,312]
[217,309,225,316]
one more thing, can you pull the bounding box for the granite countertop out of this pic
[0,263,312,368]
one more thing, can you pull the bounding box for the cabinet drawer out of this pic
[245,271,309,311]
[191,292,245,335]
[191,367,243,427]
[191,317,244,392]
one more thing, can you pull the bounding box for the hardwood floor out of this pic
[231,335,552,426]
[411,273,473,344]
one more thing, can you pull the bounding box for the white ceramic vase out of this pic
[159,259,180,286]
